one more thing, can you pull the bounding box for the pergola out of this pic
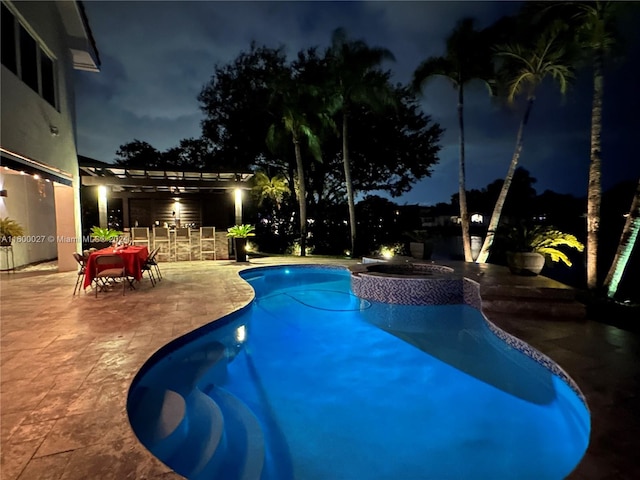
[79,157,254,229]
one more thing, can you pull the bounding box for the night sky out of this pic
[75,1,640,206]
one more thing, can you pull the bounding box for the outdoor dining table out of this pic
[83,245,149,289]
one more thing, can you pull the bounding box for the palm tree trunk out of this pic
[603,178,640,298]
[343,111,357,256]
[458,85,473,262]
[292,133,307,256]
[587,50,604,289]
[476,96,535,263]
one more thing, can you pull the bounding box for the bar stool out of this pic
[153,227,171,261]
[200,226,216,260]
[131,227,151,249]
[174,227,192,261]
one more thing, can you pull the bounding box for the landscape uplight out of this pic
[380,246,395,259]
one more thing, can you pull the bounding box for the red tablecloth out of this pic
[83,246,149,289]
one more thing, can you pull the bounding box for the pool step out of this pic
[203,385,266,480]
[165,389,226,479]
[128,387,189,461]
[128,341,235,479]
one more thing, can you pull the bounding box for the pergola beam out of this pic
[81,177,250,189]
[108,191,231,199]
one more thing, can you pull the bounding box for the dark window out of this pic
[40,52,55,106]
[107,198,123,230]
[3,5,57,108]
[19,25,38,92]
[1,4,17,73]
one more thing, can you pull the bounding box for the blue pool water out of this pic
[128,266,590,480]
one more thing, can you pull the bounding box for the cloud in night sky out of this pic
[75,1,640,205]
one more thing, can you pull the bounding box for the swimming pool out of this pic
[127,265,590,480]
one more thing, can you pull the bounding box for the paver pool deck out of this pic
[1,257,638,479]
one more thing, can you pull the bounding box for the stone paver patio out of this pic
[1,257,638,479]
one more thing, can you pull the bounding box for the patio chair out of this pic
[153,226,171,262]
[200,226,216,260]
[174,227,192,261]
[72,252,87,295]
[94,254,128,297]
[131,227,151,249]
[141,248,160,287]
[146,247,162,281]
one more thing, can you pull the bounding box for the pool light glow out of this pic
[235,325,246,343]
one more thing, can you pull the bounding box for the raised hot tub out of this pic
[351,261,480,307]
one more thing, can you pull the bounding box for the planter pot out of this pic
[90,241,112,250]
[234,238,248,262]
[507,252,545,276]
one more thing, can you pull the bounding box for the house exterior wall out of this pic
[0,173,57,268]
[1,1,78,177]
[0,0,97,270]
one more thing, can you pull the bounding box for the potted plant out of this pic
[227,224,255,262]
[0,217,25,246]
[494,224,585,276]
[404,230,433,260]
[90,226,124,248]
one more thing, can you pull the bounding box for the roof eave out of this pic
[56,0,101,72]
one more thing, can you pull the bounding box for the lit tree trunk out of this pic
[476,96,535,263]
[587,50,604,289]
[292,132,307,256]
[458,85,473,262]
[343,111,357,256]
[603,177,640,298]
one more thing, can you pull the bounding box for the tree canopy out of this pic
[198,43,289,171]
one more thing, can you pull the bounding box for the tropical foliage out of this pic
[0,217,25,238]
[90,226,123,241]
[252,172,289,207]
[226,224,256,238]
[495,224,585,267]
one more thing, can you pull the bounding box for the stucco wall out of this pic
[0,173,57,268]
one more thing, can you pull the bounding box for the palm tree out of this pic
[566,2,621,289]
[412,18,494,262]
[326,28,396,256]
[252,171,289,209]
[603,178,640,298]
[531,1,625,288]
[476,23,574,263]
[266,71,333,256]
